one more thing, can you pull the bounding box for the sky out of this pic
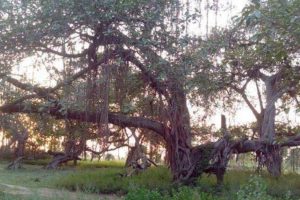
[187,0,249,35]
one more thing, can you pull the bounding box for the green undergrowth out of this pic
[198,170,300,199]
[23,159,125,168]
[56,166,171,194]
[0,163,74,188]
[0,191,99,200]
[125,187,219,200]
[77,160,125,169]
[56,166,300,199]
[1,161,300,199]
[124,175,297,200]
[23,158,52,166]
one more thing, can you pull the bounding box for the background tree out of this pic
[189,0,300,176]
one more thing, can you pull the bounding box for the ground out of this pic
[0,161,299,199]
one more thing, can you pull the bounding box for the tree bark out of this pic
[45,152,81,169]
[15,139,26,158]
[260,80,276,140]
[165,86,194,183]
[259,78,282,177]
[7,157,24,170]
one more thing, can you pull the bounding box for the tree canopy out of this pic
[0,0,299,183]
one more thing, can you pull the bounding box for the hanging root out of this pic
[256,144,282,177]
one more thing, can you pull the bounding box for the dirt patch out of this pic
[0,183,121,200]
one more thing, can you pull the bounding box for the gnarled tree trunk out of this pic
[165,86,194,183]
[46,126,86,169]
[45,151,81,169]
[15,137,27,158]
[259,79,282,177]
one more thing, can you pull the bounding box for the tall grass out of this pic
[56,166,172,194]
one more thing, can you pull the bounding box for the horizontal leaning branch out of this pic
[0,102,167,139]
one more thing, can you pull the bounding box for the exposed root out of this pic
[6,157,24,170]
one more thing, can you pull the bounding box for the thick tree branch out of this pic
[257,70,269,81]
[111,31,173,98]
[0,103,167,138]
[122,51,169,98]
[280,134,300,147]
[0,74,56,99]
[199,135,300,156]
[232,86,260,120]
[255,80,264,112]
[36,45,89,58]
[241,77,251,91]
[85,144,129,155]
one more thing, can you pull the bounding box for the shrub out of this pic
[197,191,218,200]
[171,187,218,200]
[125,188,164,200]
[124,187,220,200]
[236,175,272,200]
[172,187,197,200]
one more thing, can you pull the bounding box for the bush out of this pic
[171,187,194,200]
[197,191,218,200]
[236,175,272,200]
[172,187,218,200]
[125,188,164,200]
[124,187,220,200]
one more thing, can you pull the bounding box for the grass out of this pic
[23,158,52,166]
[0,160,124,189]
[0,190,101,200]
[0,160,300,199]
[56,166,171,194]
[56,165,300,199]
[77,160,125,169]
[0,162,74,188]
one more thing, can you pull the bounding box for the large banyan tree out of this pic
[0,0,299,183]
